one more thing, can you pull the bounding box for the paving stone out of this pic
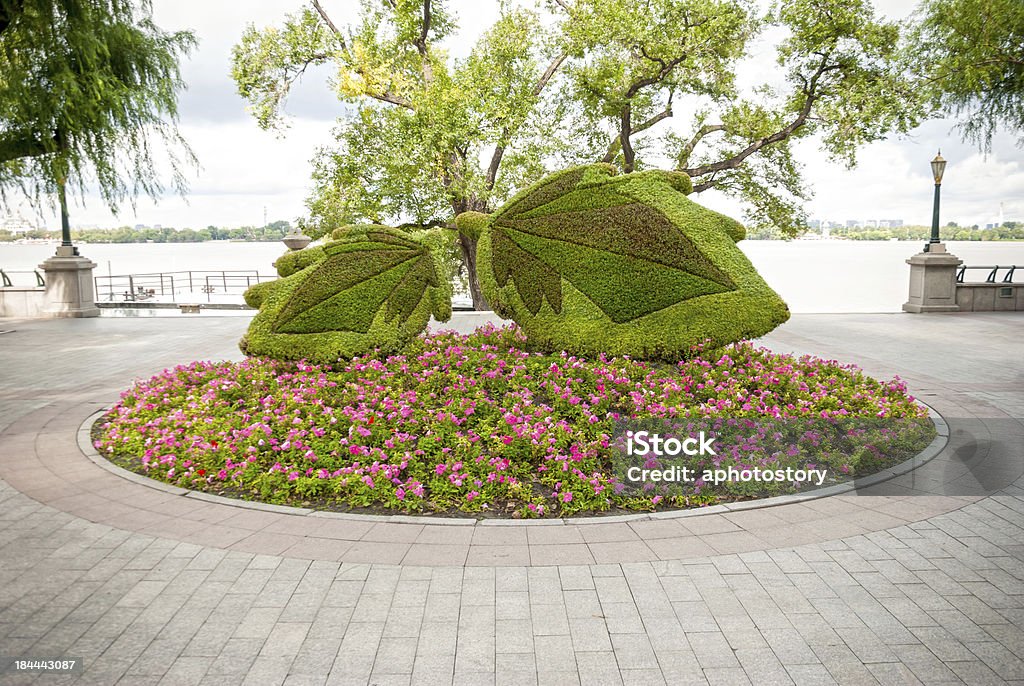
[575,651,624,686]
[1,315,1023,686]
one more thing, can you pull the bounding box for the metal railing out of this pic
[956,265,1019,284]
[94,270,276,303]
[0,269,45,288]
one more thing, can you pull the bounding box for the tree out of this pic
[234,0,566,308]
[562,0,920,233]
[233,0,919,309]
[0,0,196,248]
[909,0,1024,152]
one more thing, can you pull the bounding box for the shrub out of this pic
[329,224,375,241]
[471,163,789,360]
[240,227,451,362]
[454,211,489,240]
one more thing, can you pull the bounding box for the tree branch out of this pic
[602,104,673,163]
[594,50,687,168]
[682,56,839,179]
[485,53,567,191]
[416,0,433,82]
[311,0,344,45]
[625,53,687,98]
[676,123,725,167]
[619,103,635,172]
[374,92,414,108]
[633,104,674,134]
[418,0,431,53]
[533,53,566,97]
[311,0,415,108]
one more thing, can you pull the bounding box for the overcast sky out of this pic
[6,0,1023,230]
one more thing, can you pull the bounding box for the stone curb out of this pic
[79,400,949,526]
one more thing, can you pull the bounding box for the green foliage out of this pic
[323,223,401,244]
[273,244,326,278]
[0,0,196,209]
[241,227,451,362]
[908,0,1024,151]
[231,6,339,132]
[667,0,921,234]
[234,0,562,236]
[476,164,789,360]
[561,0,753,171]
[454,211,489,240]
[233,0,921,277]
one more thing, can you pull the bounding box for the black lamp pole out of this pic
[57,178,72,248]
[55,127,79,256]
[926,151,947,253]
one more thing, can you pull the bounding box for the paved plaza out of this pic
[0,312,1022,685]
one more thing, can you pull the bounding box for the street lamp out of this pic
[926,151,947,252]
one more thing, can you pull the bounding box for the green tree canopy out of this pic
[0,0,196,226]
[908,0,1024,152]
[233,0,920,308]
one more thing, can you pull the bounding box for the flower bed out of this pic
[94,324,935,518]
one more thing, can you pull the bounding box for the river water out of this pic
[2,240,1022,313]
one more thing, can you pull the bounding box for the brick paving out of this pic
[0,312,1021,685]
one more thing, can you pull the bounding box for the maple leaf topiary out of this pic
[240,227,451,362]
[470,163,789,360]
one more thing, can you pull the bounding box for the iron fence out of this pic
[956,265,1019,283]
[94,270,275,303]
[0,269,45,288]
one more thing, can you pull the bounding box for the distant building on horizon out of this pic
[1,213,37,234]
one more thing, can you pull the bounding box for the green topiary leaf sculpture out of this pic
[240,227,451,362]
[469,163,789,360]
[242,164,787,363]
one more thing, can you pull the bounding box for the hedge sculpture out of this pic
[240,227,452,362]
[469,163,789,360]
[242,164,788,362]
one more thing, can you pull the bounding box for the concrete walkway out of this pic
[0,313,1022,685]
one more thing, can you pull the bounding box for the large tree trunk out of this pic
[452,196,490,311]
[458,233,487,310]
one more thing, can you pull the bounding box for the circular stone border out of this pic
[80,403,949,528]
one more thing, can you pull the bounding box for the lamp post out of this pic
[904,149,961,313]
[926,151,947,252]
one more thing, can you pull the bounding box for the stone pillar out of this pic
[38,246,101,318]
[902,243,961,313]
